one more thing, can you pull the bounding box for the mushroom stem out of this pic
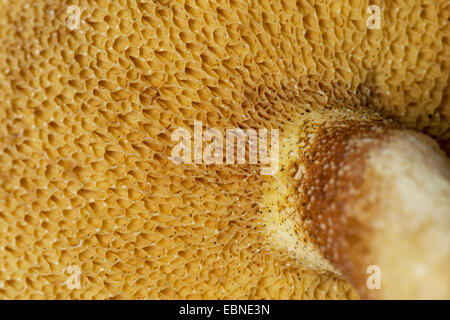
[300,122,450,299]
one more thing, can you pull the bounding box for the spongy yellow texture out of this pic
[0,0,447,299]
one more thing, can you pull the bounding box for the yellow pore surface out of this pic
[0,0,448,299]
